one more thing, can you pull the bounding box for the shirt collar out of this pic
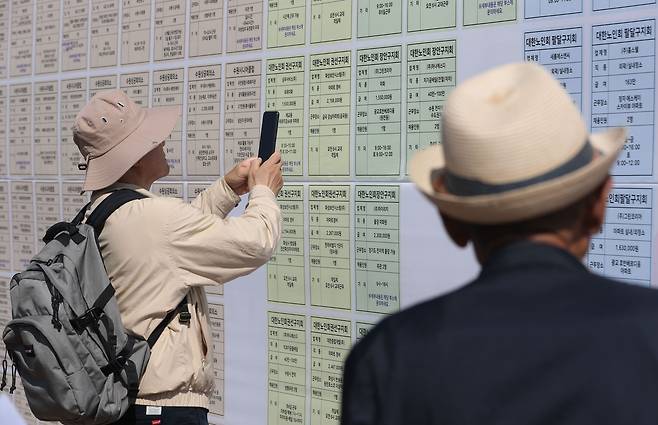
[90,182,156,204]
[479,240,588,279]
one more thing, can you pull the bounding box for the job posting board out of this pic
[0,0,656,423]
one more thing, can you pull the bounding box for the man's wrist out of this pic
[249,184,276,199]
[223,176,238,193]
[220,177,241,204]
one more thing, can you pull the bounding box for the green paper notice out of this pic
[356,46,402,176]
[309,52,351,176]
[268,0,305,47]
[309,186,351,309]
[266,57,305,176]
[464,0,516,25]
[311,317,352,425]
[357,0,402,37]
[268,186,305,304]
[355,186,400,313]
[406,40,456,173]
[408,0,456,31]
[311,0,352,42]
[268,312,306,425]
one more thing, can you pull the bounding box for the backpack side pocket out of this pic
[3,316,89,421]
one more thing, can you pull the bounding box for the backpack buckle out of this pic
[100,355,127,376]
[178,298,191,324]
[71,307,104,333]
[179,311,191,324]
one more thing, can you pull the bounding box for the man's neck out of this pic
[116,175,151,191]
[90,181,147,202]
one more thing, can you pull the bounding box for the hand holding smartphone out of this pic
[249,112,284,195]
[258,111,279,161]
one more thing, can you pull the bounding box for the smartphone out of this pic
[258,111,279,161]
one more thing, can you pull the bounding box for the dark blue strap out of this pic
[86,189,146,237]
[147,297,189,348]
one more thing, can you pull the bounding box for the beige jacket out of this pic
[87,179,281,408]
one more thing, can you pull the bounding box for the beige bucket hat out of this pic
[73,89,180,191]
[409,62,626,225]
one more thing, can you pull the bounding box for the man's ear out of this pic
[586,176,612,236]
[429,173,471,248]
[439,211,471,248]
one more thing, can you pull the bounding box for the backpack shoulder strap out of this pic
[71,201,92,226]
[86,189,147,237]
[146,296,190,348]
[85,188,188,349]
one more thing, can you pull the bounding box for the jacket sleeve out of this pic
[166,185,282,286]
[190,177,242,218]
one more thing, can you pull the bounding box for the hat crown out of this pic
[73,89,146,159]
[442,62,587,185]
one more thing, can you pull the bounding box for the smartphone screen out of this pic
[258,111,279,161]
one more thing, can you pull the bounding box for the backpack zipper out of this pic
[0,352,7,391]
[9,363,16,394]
[45,273,64,331]
[51,289,63,331]
[39,257,65,331]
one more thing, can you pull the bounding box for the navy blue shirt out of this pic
[342,241,658,425]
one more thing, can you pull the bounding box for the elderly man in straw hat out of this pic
[73,89,283,424]
[341,62,658,425]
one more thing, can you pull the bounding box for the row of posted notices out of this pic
[2,0,655,79]
[0,180,652,306]
[0,19,655,178]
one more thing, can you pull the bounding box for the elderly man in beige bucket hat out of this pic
[73,89,283,425]
[341,62,658,425]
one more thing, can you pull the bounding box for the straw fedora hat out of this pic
[73,89,180,191]
[409,62,626,225]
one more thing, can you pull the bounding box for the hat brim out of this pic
[82,106,180,191]
[409,127,627,225]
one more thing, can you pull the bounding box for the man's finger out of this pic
[249,157,262,174]
[264,151,281,165]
